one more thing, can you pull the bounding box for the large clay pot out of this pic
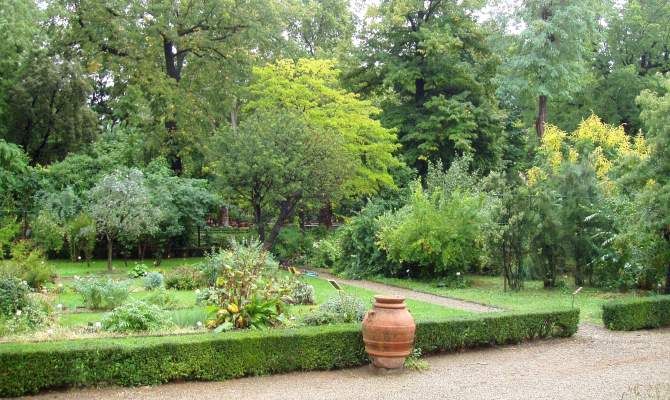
[362,295,416,369]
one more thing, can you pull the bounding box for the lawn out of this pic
[50,257,204,277]
[371,275,640,324]
[42,258,472,335]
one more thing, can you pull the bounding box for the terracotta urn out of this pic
[362,295,416,369]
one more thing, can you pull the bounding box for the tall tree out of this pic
[349,0,505,175]
[285,0,355,58]
[635,79,670,293]
[501,0,603,138]
[55,0,284,175]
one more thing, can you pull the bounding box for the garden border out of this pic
[602,295,670,331]
[0,309,579,397]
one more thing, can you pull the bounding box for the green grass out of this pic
[300,275,472,321]
[371,275,638,324]
[50,258,204,277]
[49,259,472,331]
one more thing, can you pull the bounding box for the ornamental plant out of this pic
[200,240,290,331]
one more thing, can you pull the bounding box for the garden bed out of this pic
[0,308,579,397]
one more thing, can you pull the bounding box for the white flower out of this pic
[77,256,82,261]
[57,283,63,288]
[47,329,54,335]
[94,321,102,329]
[15,309,22,316]
[406,269,410,273]
[195,289,201,294]
[196,321,203,328]
[456,272,461,276]
[56,304,63,311]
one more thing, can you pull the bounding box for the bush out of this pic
[284,280,315,305]
[165,266,204,290]
[72,278,130,310]
[303,293,367,326]
[602,296,670,331]
[336,200,400,278]
[128,263,149,278]
[0,277,50,335]
[0,309,579,397]
[0,241,55,289]
[199,240,287,330]
[308,235,342,269]
[273,225,316,263]
[143,272,164,290]
[0,277,31,316]
[145,288,178,309]
[101,301,171,333]
[376,181,488,278]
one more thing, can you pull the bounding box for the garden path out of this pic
[313,269,500,313]
[22,324,670,399]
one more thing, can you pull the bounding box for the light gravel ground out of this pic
[314,269,500,313]
[21,324,670,400]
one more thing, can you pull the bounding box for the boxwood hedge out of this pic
[0,309,579,397]
[602,295,670,331]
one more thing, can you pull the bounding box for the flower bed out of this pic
[0,309,579,397]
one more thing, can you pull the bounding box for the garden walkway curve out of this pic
[313,269,500,313]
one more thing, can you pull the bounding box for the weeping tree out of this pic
[88,169,160,270]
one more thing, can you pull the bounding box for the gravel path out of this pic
[313,269,500,313]
[22,324,670,400]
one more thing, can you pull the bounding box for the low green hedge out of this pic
[0,309,579,397]
[602,295,670,331]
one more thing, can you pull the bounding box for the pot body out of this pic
[362,295,416,369]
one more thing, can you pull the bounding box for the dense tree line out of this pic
[0,0,668,292]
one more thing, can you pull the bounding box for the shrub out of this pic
[72,278,130,310]
[308,235,342,269]
[272,225,315,263]
[200,240,287,330]
[101,300,171,333]
[143,272,164,290]
[284,280,315,305]
[303,293,367,326]
[165,266,204,290]
[0,309,579,397]
[128,263,149,278]
[0,277,31,316]
[376,181,488,278]
[145,288,178,309]
[0,241,55,289]
[336,200,401,278]
[602,296,670,331]
[0,277,50,335]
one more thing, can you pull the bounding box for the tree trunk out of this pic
[253,203,265,242]
[415,78,425,104]
[665,261,670,295]
[535,95,547,139]
[318,201,333,228]
[264,193,301,250]
[106,236,113,271]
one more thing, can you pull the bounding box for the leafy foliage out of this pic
[101,301,171,333]
[72,277,130,310]
[302,293,367,326]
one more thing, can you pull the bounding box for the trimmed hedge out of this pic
[602,295,670,331]
[0,309,579,397]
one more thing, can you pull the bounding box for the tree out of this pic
[210,110,352,249]
[88,169,160,270]
[56,0,284,174]
[501,0,603,138]
[635,78,670,293]
[349,0,505,174]
[1,52,98,164]
[245,59,400,198]
[285,0,355,58]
